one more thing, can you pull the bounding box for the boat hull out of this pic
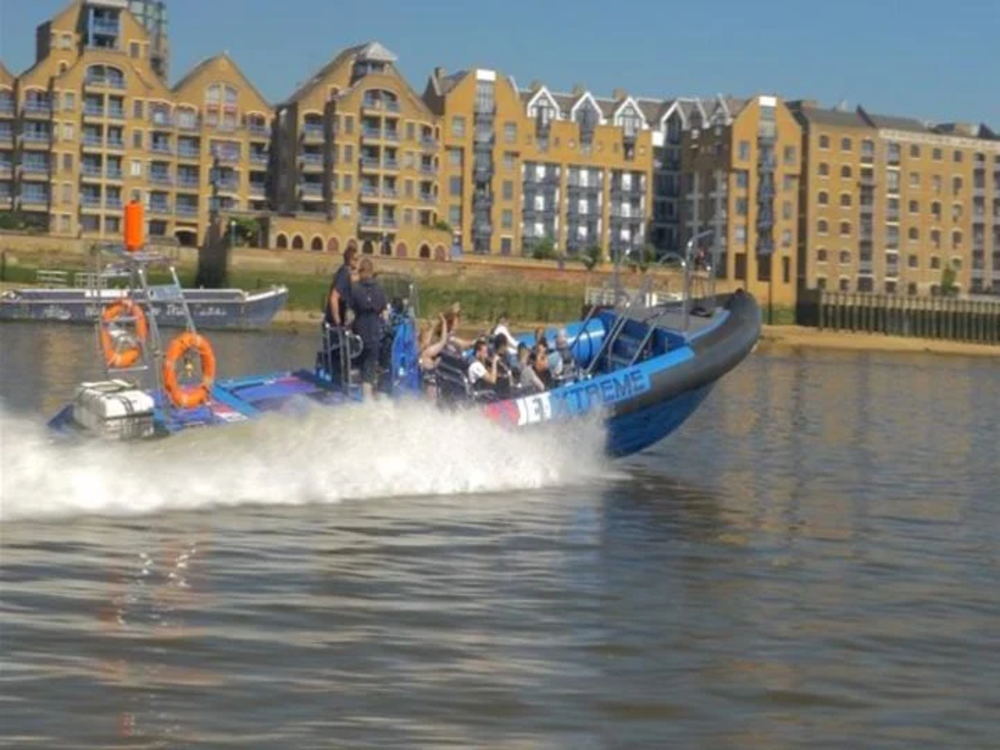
[0,287,288,329]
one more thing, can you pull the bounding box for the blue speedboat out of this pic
[47,238,760,458]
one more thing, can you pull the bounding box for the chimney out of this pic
[612,88,626,101]
[571,83,585,96]
[529,80,543,92]
[433,66,445,80]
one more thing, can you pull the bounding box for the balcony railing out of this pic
[176,174,200,187]
[83,105,105,117]
[108,107,125,120]
[106,167,122,180]
[215,179,239,192]
[149,114,174,128]
[177,145,200,159]
[82,135,103,147]
[250,151,268,164]
[248,124,270,138]
[249,182,266,196]
[22,101,52,116]
[0,100,14,115]
[106,138,125,150]
[419,193,435,204]
[85,74,125,90]
[21,162,49,174]
[0,130,12,143]
[300,153,324,166]
[105,198,123,210]
[419,164,436,175]
[212,150,240,163]
[382,158,398,170]
[299,183,323,196]
[302,125,324,141]
[81,195,102,208]
[421,136,437,149]
[149,142,173,155]
[360,156,380,169]
[175,204,198,216]
[23,131,51,144]
[362,99,400,113]
[149,202,171,215]
[150,171,172,185]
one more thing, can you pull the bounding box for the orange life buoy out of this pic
[100,299,148,368]
[163,332,217,409]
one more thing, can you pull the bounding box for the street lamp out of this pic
[229,219,237,248]
[683,229,714,332]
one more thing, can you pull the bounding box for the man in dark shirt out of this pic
[324,246,358,328]
[350,258,388,400]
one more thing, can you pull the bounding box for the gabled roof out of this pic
[280,43,367,106]
[172,52,271,109]
[357,41,397,64]
[569,91,604,122]
[438,70,469,95]
[787,101,871,129]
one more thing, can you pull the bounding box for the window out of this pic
[130,160,142,177]
[819,134,830,149]
[133,100,144,119]
[61,184,71,204]
[404,180,413,198]
[403,209,413,225]
[503,152,515,170]
[782,229,792,248]
[448,205,461,226]
[885,280,897,295]
[907,283,918,296]
[451,116,466,138]
[783,145,796,165]
[502,180,513,201]
[840,137,852,151]
[736,197,748,216]
[343,174,353,192]
[782,200,792,220]
[840,193,851,207]
[59,215,71,233]
[738,140,750,160]
[818,190,829,206]
[909,199,919,213]
[931,229,941,248]
[908,254,919,270]
[734,253,746,280]
[736,171,749,188]
[839,221,851,237]
[841,165,852,179]
[818,162,829,177]
[344,116,354,134]
[931,255,941,269]
[932,148,942,161]
[952,231,962,249]
[817,277,827,290]
[504,122,516,144]
[449,176,462,196]
[448,148,461,166]
[343,144,353,163]
[501,209,513,229]
[62,123,74,140]
[406,122,415,141]
[735,226,747,244]
[909,227,919,242]
[783,175,795,191]
[62,153,73,171]
[953,150,963,163]
[63,92,75,112]
[132,130,143,149]
[909,172,920,187]
[839,250,851,264]
[951,256,962,269]
[130,42,140,59]
[818,219,829,234]
[839,278,850,292]
[952,176,962,194]
[886,171,900,193]
[500,237,513,255]
[817,248,828,262]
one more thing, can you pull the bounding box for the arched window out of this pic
[327,236,340,254]
[361,239,375,255]
[908,227,919,242]
[311,236,324,251]
[818,191,829,206]
[839,221,851,237]
[433,244,446,261]
[275,233,288,249]
[85,64,125,89]
[840,193,852,207]
[395,241,408,258]
[291,234,304,250]
[840,165,852,179]
[205,83,238,129]
[818,219,829,234]
[419,243,431,259]
[818,134,830,149]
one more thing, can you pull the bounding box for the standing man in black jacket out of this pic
[350,258,388,400]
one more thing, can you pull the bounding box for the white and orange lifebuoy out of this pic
[163,332,217,409]
[100,300,148,368]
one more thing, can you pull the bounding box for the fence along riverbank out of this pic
[800,291,1000,345]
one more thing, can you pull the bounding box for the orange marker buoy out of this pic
[124,200,144,252]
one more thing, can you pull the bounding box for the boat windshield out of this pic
[375,273,420,318]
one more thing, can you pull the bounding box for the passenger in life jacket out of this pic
[467,338,499,393]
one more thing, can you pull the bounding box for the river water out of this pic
[1,322,998,748]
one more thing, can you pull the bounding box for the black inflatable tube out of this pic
[612,289,762,418]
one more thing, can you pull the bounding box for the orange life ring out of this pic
[100,300,148,368]
[163,332,217,409]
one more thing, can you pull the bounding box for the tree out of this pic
[582,244,603,271]
[941,266,959,297]
[433,219,452,234]
[228,216,262,248]
[530,236,558,261]
[630,244,658,272]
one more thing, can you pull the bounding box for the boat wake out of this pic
[0,398,612,523]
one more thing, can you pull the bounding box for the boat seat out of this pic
[434,349,501,405]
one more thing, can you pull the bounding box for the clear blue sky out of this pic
[1,0,997,125]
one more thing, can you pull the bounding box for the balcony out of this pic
[22,131,51,146]
[149,171,172,185]
[301,124,324,142]
[419,193,436,205]
[108,106,125,121]
[215,178,240,192]
[21,162,49,176]
[149,201,171,215]
[83,104,105,118]
[360,184,380,199]
[82,134,104,149]
[177,118,201,132]
[249,182,266,197]
[177,145,200,159]
[382,158,398,170]
[212,150,240,164]
[84,74,125,90]
[420,136,437,150]
[175,204,199,217]
[149,142,173,156]
[0,99,14,115]
[0,162,11,176]
[0,129,12,145]
[250,151,268,165]
[106,167,122,180]
[106,138,125,151]
[22,101,52,117]
[105,197,123,210]
[300,153,324,168]
[299,183,323,198]
[886,209,900,222]
[81,195,103,209]
[149,113,174,128]
[362,99,400,114]
[419,163,437,175]
[248,124,270,139]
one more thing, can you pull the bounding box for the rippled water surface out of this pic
[1,323,998,748]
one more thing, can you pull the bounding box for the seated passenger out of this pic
[513,342,531,381]
[549,329,577,380]
[491,333,515,397]
[419,313,449,396]
[491,312,518,351]
[533,326,550,352]
[467,338,500,393]
[520,343,552,393]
